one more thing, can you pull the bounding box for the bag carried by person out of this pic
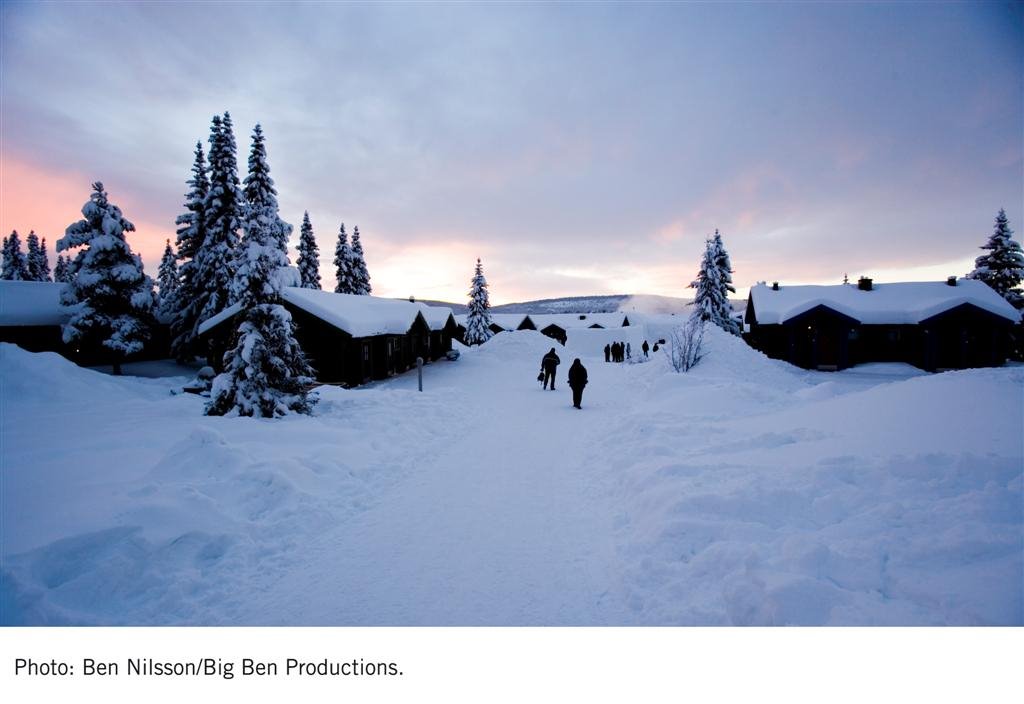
[537,370,544,382]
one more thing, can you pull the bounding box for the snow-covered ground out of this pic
[1,327,1021,625]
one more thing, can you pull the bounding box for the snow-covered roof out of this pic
[0,280,68,326]
[198,288,451,338]
[414,302,456,331]
[749,280,1021,325]
[453,313,533,330]
[530,312,631,330]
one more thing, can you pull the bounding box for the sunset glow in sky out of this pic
[1,2,1021,303]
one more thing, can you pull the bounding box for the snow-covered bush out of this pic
[669,316,706,372]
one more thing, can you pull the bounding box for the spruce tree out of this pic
[689,235,740,334]
[196,112,242,323]
[37,237,51,281]
[297,211,322,289]
[242,123,292,261]
[207,124,315,418]
[157,239,180,315]
[350,225,371,295]
[464,257,494,345]
[333,222,355,294]
[967,208,1024,309]
[56,182,155,375]
[168,141,211,361]
[53,255,70,283]
[2,230,29,280]
[26,231,50,281]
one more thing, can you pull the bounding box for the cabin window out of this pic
[363,345,369,362]
[847,329,859,341]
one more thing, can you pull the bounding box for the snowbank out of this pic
[2,322,1020,625]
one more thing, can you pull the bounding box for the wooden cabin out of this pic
[529,313,632,346]
[0,280,170,365]
[0,280,67,354]
[744,278,1020,371]
[198,288,456,387]
[454,313,536,343]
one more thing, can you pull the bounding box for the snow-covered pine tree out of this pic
[464,257,494,345]
[37,237,51,281]
[333,222,355,294]
[296,211,322,289]
[25,231,50,281]
[196,112,242,322]
[168,141,211,362]
[54,255,71,283]
[243,123,292,260]
[350,225,371,295]
[706,229,741,335]
[2,230,29,280]
[967,208,1024,309]
[206,124,315,418]
[56,182,155,375]
[689,235,739,334]
[157,239,179,314]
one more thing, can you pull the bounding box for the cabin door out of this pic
[816,326,841,370]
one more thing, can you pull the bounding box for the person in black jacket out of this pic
[568,358,588,409]
[642,340,649,357]
[604,344,611,363]
[540,347,561,390]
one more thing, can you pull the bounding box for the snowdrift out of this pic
[2,323,1020,625]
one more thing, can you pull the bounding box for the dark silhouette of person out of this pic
[568,358,588,409]
[642,340,650,357]
[612,341,620,363]
[604,344,611,363]
[626,342,631,359]
[540,347,561,390]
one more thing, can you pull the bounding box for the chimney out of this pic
[409,295,416,303]
[946,277,957,287]
[858,277,873,291]
[771,282,779,291]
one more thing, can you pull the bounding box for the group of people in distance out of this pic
[539,348,588,409]
[604,340,649,363]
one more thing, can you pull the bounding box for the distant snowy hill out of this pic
[413,293,740,316]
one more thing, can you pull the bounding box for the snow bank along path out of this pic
[1,327,1021,625]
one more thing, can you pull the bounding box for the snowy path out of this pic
[243,347,640,624]
[3,333,1021,625]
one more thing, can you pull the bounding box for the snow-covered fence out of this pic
[669,317,705,372]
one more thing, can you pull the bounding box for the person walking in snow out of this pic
[568,358,588,409]
[604,343,610,363]
[642,340,649,358]
[611,341,619,363]
[540,347,561,390]
[626,342,631,360]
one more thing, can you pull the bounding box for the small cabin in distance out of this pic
[744,278,1020,371]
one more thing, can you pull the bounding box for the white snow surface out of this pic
[749,279,1021,325]
[1,327,1021,625]
[0,280,68,326]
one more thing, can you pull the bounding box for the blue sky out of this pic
[1,1,1020,302]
